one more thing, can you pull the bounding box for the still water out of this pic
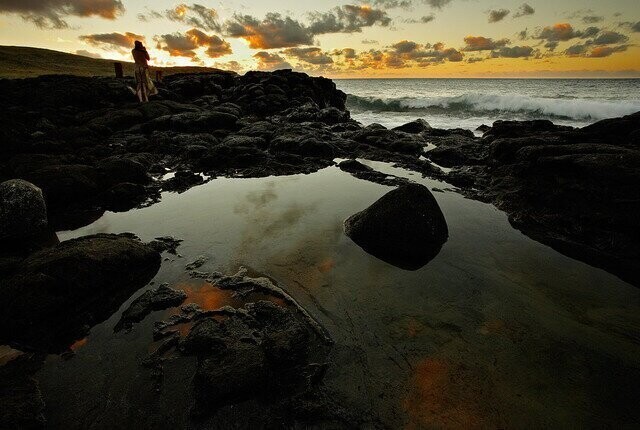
[37,161,640,428]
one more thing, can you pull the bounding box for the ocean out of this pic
[335,78,640,130]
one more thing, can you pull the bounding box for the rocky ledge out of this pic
[0,71,638,286]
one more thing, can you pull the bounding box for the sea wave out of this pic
[346,93,640,121]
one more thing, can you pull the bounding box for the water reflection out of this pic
[42,163,639,428]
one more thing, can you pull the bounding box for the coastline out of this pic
[1,70,639,428]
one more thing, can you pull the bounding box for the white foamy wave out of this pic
[347,93,640,121]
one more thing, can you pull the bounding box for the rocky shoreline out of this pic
[1,70,638,283]
[0,70,639,427]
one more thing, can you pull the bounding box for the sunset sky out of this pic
[0,0,638,77]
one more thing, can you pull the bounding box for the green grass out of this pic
[0,45,226,79]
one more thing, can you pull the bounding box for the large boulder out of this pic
[0,179,48,241]
[344,183,448,270]
[0,233,161,352]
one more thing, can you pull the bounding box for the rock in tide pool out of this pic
[0,233,161,352]
[114,284,187,332]
[344,183,448,270]
[181,300,331,420]
[0,179,48,241]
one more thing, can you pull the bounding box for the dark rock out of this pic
[114,284,187,332]
[163,170,204,193]
[392,119,431,134]
[0,233,161,352]
[148,236,183,255]
[476,124,491,133]
[0,179,48,241]
[338,159,407,186]
[101,182,148,211]
[96,156,150,185]
[181,300,330,417]
[0,355,46,430]
[423,127,475,138]
[427,135,487,167]
[344,183,448,270]
[25,164,99,208]
[483,119,573,141]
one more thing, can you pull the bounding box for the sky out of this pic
[0,0,638,78]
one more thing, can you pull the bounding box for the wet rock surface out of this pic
[345,183,449,270]
[0,179,48,241]
[0,233,161,352]
[115,284,187,332]
[0,71,443,232]
[0,354,46,430]
[442,113,640,285]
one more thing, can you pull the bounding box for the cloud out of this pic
[0,0,124,29]
[544,41,559,51]
[223,6,390,49]
[513,3,535,18]
[589,45,628,58]
[592,31,628,45]
[581,26,600,38]
[534,23,599,42]
[281,47,334,65]
[582,15,603,24]
[488,9,510,23]
[367,0,412,8]
[332,48,357,58]
[155,28,232,58]
[75,49,102,58]
[225,13,313,49]
[634,22,640,32]
[491,45,534,58]
[388,40,463,64]
[79,32,145,50]
[308,5,391,35]
[253,51,292,70]
[424,0,453,9]
[166,3,221,32]
[462,36,510,51]
[361,39,378,44]
[406,14,435,24]
[212,60,243,72]
[565,44,588,56]
[564,43,628,58]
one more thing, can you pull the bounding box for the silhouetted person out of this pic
[131,40,157,102]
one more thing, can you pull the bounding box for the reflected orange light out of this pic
[69,337,88,351]
[317,257,335,274]
[403,358,483,429]
[179,282,233,311]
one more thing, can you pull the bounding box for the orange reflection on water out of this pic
[405,318,425,338]
[317,257,335,273]
[179,281,234,311]
[69,337,88,351]
[403,358,484,430]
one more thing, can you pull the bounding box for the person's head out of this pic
[134,40,145,50]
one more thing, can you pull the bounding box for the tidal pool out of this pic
[36,161,640,428]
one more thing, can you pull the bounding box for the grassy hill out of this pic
[0,45,226,79]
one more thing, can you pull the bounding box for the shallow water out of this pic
[36,162,640,428]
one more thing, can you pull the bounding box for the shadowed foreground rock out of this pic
[436,113,640,285]
[344,183,448,270]
[0,233,161,352]
[0,179,48,241]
